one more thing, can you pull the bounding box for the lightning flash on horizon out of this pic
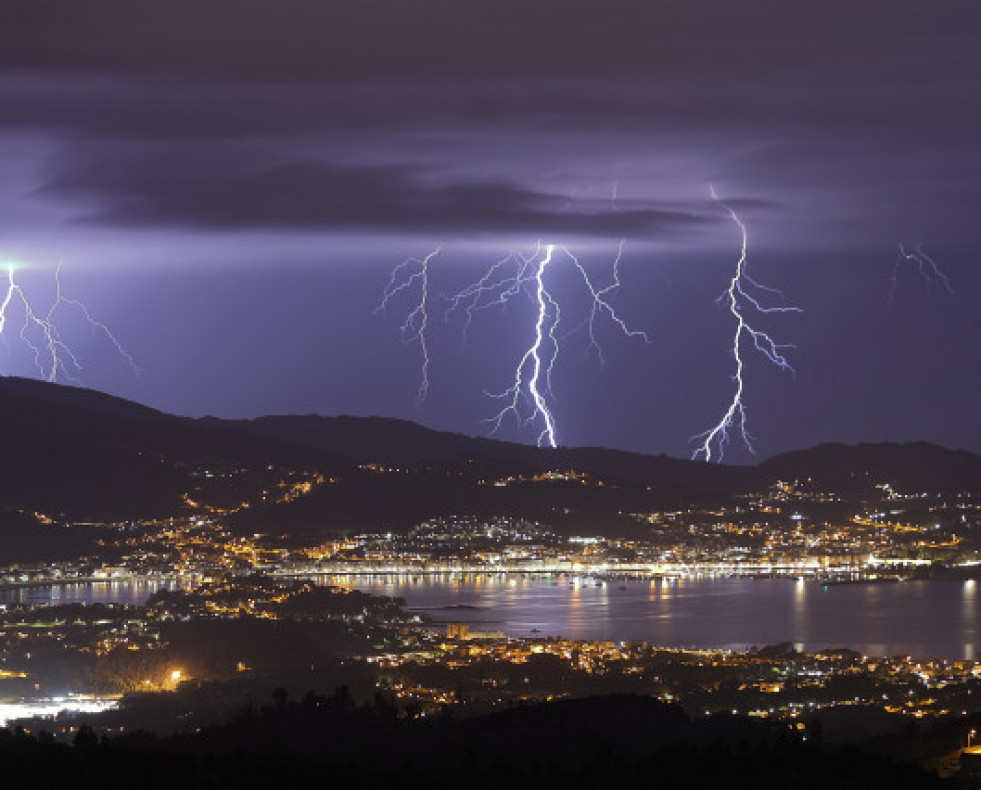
[692,186,801,463]
[0,263,138,383]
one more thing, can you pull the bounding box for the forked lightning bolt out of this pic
[0,263,138,382]
[692,186,801,462]
[482,243,561,448]
[442,240,649,448]
[376,249,439,401]
[381,239,648,446]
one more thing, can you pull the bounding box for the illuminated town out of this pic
[4,466,978,586]
[1,459,979,776]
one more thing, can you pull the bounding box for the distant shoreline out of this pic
[0,575,182,594]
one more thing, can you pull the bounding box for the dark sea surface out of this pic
[321,574,980,661]
[0,579,182,607]
[3,575,977,661]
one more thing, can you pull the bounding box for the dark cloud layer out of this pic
[43,150,710,238]
[1,0,978,248]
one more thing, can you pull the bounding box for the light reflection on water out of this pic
[0,579,184,607]
[2,575,977,661]
[318,573,981,661]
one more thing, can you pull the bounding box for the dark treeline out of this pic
[1,693,950,789]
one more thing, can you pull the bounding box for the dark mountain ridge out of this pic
[1,377,978,530]
[757,441,981,495]
[0,377,351,520]
[229,413,981,497]
[224,413,748,491]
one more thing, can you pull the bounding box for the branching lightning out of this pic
[376,248,439,402]
[890,243,953,301]
[451,240,652,448]
[692,186,801,463]
[0,262,138,383]
[441,248,537,341]
[382,238,649,447]
[479,243,561,447]
[565,238,650,365]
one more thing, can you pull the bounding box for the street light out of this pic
[969,729,977,748]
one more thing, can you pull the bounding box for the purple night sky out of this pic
[0,1,979,462]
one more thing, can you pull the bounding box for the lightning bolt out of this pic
[692,186,801,463]
[890,243,953,301]
[484,242,561,448]
[0,262,138,383]
[376,248,439,401]
[437,240,650,448]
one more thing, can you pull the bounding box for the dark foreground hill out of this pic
[0,693,949,789]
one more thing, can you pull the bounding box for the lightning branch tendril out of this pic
[691,185,801,463]
[376,248,439,402]
[441,248,537,340]
[890,243,953,302]
[0,263,139,383]
[564,239,650,365]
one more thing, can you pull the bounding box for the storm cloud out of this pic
[41,149,712,238]
[2,0,979,251]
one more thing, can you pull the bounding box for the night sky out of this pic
[1,1,979,462]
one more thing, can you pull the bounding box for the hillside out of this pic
[228,414,748,492]
[2,378,979,537]
[0,377,349,521]
[759,442,981,495]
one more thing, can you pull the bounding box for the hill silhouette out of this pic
[0,692,948,789]
[0,377,349,521]
[1,378,978,536]
[229,413,749,491]
[759,441,981,495]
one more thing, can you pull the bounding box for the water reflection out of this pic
[4,574,978,661]
[791,577,806,646]
[964,579,977,661]
[314,573,981,660]
[0,579,184,607]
